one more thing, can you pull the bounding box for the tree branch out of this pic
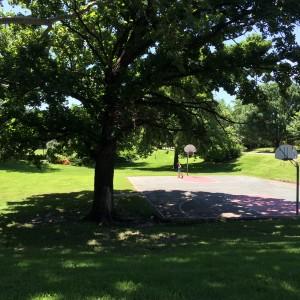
[140,92,239,124]
[62,22,104,65]
[70,0,108,65]
[0,1,97,25]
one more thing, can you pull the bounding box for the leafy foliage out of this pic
[199,102,243,162]
[234,84,300,149]
[202,126,242,162]
[287,111,300,145]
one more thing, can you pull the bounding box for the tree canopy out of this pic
[234,83,300,149]
[0,0,300,222]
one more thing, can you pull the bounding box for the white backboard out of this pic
[275,144,298,160]
[184,144,197,155]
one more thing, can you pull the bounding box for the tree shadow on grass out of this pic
[116,159,242,173]
[0,190,155,249]
[188,160,242,173]
[0,160,60,173]
[115,161,176,172]
[0,189,298,250]
[1,191,300,299]
[116,161,148,169]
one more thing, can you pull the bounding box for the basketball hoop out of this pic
[275,144,298,161]
[184,144,197,156]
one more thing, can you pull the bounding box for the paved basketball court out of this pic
[128,175,299,220]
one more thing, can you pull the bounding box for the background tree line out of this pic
[233,83,300,150]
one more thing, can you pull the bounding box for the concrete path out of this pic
[128,175,299,220]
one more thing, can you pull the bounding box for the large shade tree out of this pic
[0,0,300,222]
[234,83,300,148]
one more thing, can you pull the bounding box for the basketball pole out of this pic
[296,161,299,215]
[186,153,189,176]
[184,145,197,176]
[290,160,299,215]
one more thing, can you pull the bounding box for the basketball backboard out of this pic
[275,144,298,160]
[184,144,197,155]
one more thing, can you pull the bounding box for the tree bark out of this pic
[173,147,179,169]
[86,139,116,223]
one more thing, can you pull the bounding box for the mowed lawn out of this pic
[1,151,300,300]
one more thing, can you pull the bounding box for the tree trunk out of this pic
[85,72,120,223]
[173,147,179,169]
[86,139,116,223]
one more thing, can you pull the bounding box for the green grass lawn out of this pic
[1,151,300,300]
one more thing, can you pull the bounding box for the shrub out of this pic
[56,155,71,165]
[46,140,61,163]
[203,143,242,162]
[202,127,243,162]
[69,156,93,166]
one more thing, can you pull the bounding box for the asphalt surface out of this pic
[128,175,299,220]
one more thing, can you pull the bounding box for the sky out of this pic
[1,0,30,14]
[2,0,300,105]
